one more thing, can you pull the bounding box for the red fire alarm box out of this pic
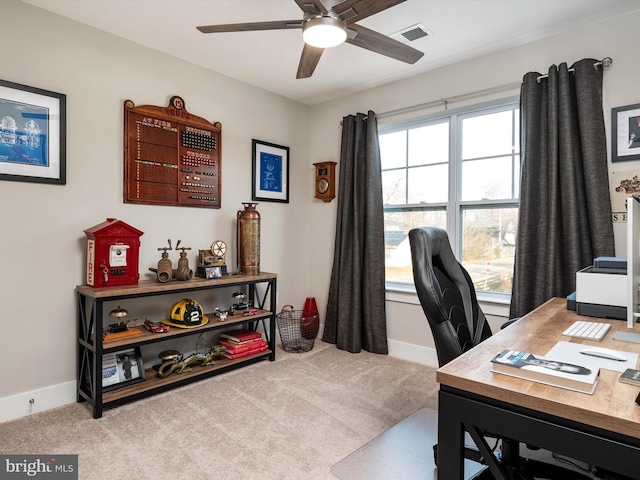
[84,218,143,287]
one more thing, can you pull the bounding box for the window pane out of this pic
[381,100,520,297]
[384,210,447,284]
[462,111,514,159]
[408,164,448,203]
[461,156,514,201]
[460,207,518,294]
[514,154,520,198]
[382,169,406,205]
[379,131,407,169]
[408,122,449,166]
[514,109,520,153]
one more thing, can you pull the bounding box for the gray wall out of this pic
[2,0,639,420]
[0,0,312,419]
[306,8,639,360]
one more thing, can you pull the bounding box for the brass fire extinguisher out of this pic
[237,202,260,275]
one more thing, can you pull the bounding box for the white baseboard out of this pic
[0,381,76,423]
[388,338,439,367]
[1,340,436,423]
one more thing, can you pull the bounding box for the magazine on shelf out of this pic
[490,349,599,394]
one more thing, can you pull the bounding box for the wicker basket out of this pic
[276,305,319,353]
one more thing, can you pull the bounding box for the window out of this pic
[380,99,520,297]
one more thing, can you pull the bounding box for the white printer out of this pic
[574,256,626,319]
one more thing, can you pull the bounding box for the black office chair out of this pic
[408,226,592,480]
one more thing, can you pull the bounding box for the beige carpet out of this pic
[0,342,438,480]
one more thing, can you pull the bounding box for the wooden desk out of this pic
[436,297,640,480]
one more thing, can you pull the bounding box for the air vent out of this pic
[391,23,432,43]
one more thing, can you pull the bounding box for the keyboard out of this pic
[562,320,610,341]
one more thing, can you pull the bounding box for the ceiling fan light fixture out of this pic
[302,14,347,48]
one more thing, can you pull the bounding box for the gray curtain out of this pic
[322,111,388,354]
[510,58,615,319]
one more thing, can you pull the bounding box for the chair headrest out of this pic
[411,226,458,271]
[408,226,488,349]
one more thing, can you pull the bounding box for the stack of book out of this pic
[219,329,268,359]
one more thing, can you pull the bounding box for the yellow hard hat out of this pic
[162,299,209,329]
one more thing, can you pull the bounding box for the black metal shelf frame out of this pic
[76,275,277,418]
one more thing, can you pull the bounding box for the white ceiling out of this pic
[22,0,640,105]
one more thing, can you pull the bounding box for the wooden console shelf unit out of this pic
[76,272,277,418]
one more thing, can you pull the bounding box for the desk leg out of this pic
[438,389,465,480]
[439,386,640,480]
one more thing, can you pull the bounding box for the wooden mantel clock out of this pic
[313,161,337,202]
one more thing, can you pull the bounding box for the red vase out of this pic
[301,297,319,340]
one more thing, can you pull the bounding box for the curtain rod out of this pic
[536,57,612,83]
[374,57,613,121]
[377,81,522,120]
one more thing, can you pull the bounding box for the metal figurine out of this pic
[156,346,225,377]
[149,239,194,282]
[107,306,129,333]
[173,240,193,281]
[149,239,173,282]
[232,291,249,311]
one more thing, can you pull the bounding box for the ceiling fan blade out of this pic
[197,20,302,34]
[296,44,325,79]
[332,0,405,24]
[346,24,423,64]
[293,0,327,15]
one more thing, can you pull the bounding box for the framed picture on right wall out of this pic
[612,103,640,162]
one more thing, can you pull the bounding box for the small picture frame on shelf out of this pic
[205,265,223,279]
[102,347,145,391]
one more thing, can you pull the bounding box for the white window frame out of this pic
[380,96,520,307]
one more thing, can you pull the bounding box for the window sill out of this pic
[386,286,511,318]
[385,285,420,305]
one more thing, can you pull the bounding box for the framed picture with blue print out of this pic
[252,139,289,203]
[0,79,66,184]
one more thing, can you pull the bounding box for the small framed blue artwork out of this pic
[0,79,66,185]
[252,139,289,203]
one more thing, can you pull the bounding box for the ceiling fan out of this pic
[196,0,424,79]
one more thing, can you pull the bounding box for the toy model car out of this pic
[213,308,229,321]
[144,319,170,333]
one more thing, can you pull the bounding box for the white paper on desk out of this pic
[545,341,638,373]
